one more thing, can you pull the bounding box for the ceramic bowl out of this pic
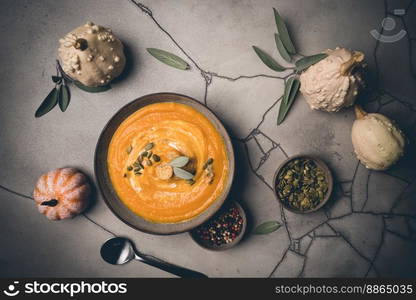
[273,155,333,214]
[95,92,235,235]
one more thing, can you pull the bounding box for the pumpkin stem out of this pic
[354,104,367,120]
[41,199,58,207]
[74,38,88,51]
[340,51,364,76]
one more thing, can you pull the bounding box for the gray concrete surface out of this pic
[0,0,415,277]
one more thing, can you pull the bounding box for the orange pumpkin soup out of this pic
[107,102,229,223]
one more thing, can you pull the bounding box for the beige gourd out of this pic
[58,21,126,87]
[351,105,406,170]
[33,168,91,220]
[300,47,365,112]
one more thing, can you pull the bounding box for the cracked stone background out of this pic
[0,0,415,278]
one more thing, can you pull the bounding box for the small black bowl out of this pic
[273,155,333,214]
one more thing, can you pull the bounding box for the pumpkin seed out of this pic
[141,151,148,158]
[146,160,153,166]
[152,154,161,162]
[126,145,133,154]
[144,143,154,151]
[147,151,153,158]
[127,166,133,171]
[203,158,214,170]
[187,179,195,185]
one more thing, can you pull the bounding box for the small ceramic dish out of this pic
[273,155,333,214]
[190,201,247,251]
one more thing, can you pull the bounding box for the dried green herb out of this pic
[273,8,296,54]
[169,156,190,168]
[35,88,59,118]
[276,158,328,211]
[277,77,300,124]
[253,221,282,235]
[295,53,328,72]
[147,48,190,70]
[274,33,291,62]
[252,46,286,72]
[173,167,194,180]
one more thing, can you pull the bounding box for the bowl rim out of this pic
[189,201,247,251]
[272,154,333,214]
[94,92,235,235]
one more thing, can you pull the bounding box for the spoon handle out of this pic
[136,254,208,278]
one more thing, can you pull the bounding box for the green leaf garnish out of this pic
[147,48,190,70]
[58,85,70,112]
[173,167,194,180]
[295,53,328,72]
[274,33,291,62]
[273,8,296,55]
[52,76,62,83]
[35,88,59,118]
[277,77,301,125]
[252,46,286,72]
[253,221,282,234]
[169,156,190,168]
[73,81,111,93]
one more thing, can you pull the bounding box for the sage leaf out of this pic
[253,221,282,234]
[52,76,62,83]
[252,46,286,72]
[277,77,301,125]
[169,156,189,168]
[35,88,59,118]
[273,8,296,55]
[147,48,190,70]
[173,167,194,180]
[274,33,291,62]
[58,84,70,112]
[74,81,111,93]
[295,53,328,72]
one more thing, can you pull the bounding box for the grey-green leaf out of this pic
[58,85,70,112]
[173,167,194,180]
[35,88,59,118]
[252,46,286,72]
[274,33,291,62]
[295,53,328,72]
[277,77,301,124]
[169,156,190,168]
[253,221,282,235]
[273,8,296,55]
[147,48,190,70]
[74,81,111,93]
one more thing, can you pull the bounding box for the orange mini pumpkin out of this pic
[33,168,90,220]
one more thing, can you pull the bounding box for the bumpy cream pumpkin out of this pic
[58,21,126,87]
[33,168,91,220]
[300,47,365,112]
[351,105,406,170]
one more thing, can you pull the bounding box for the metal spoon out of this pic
[100,237,207,278]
